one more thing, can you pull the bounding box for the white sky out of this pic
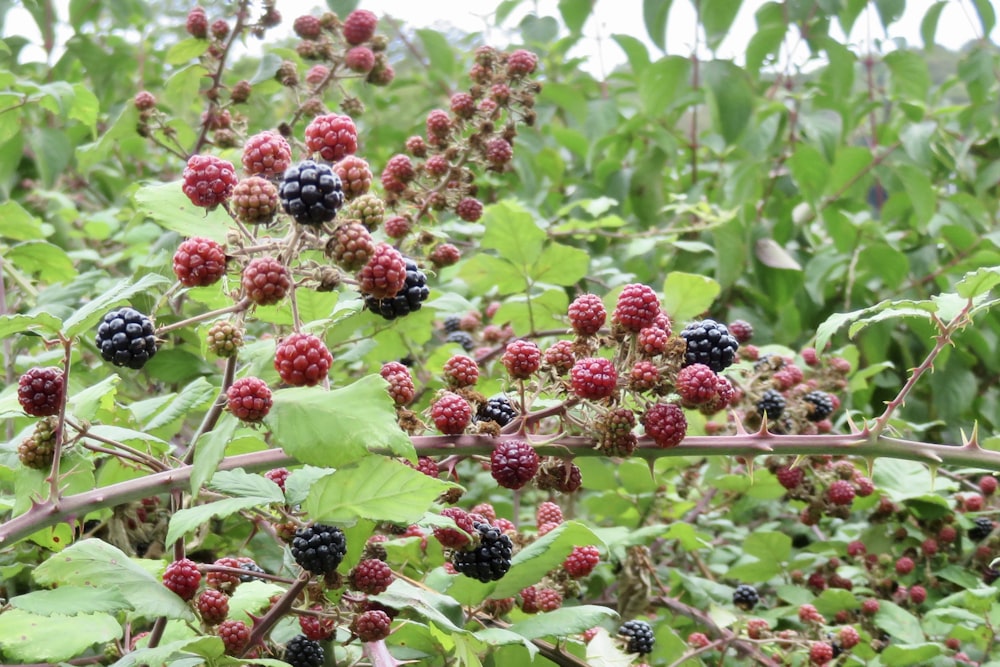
[4,0,995,74]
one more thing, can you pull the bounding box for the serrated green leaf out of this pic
[304,456,455,525]
[880,643,941,666]
[814,299,937,352]
[703,60,753,144]
[812,588,860,616]
[190,414,238,497]
[0,609,121,662]
[956,267,1000,299]
[920,2,947,47]
[9,586,132,616]
[226,580,285,624]
[662,271,721,321]
[109,638,213,667]
[67,374,119,421]
[284,466,335,505]
[84,424,169,453]
[743,531,792,562]
[474,627,539,658]
[32,539,195,621]
[725,559,782,582]
[166,37,210,65]
[375,578,465,633]
[144,376,216,431]
[416,28,455,79]
[874,601,926,644]
[133,180,232,243]
[6,240,76,283]
[642,0,674,51]
[62,273,170,338]
[700,0,743,49]
[529,242,590,286]
[0,312,63,338]
[209,468,283,501]
[166,496,274,546]
[269,375,414,467]
[788,144,829,204]
[0,199,45,240]
[508,605,618,640]
[492,521,604,598]
[481,201,546,270]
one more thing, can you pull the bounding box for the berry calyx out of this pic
[274,333,333,387]
[490,439,540,489]
[17,367,64,417]
[226,377,273,422]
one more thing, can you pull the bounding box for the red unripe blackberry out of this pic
[637,326,668,356]
[196,589,229,625]
[945,638,961,651]
[350,558,393,595]
[675,363,718,405]
[305,113,358,162]
[801,346,819,366]
[367,59,395,86]
[274,333,333,387]
[241,131,292,178]
[502,339,541,380]
[358,243,407,299]
[700,374,735,414]
[434,507,475,548]
[443,355,479,387]
[490,83,511,103]
[343,9,377,44]
[383,215,411,238]
[534,587,563,611]
[380,361,415,406]
[895,556,915,575]
[409,456,439,478]
[450,92,476,118]
[345,45,376,73]
[838,625,860,649]
[232,176,279,224]
[536,501,563,526]
[854,475,875,496]
[293,14,322,39]
[242,256,291,306]
[305,64,329,85]
[688,632,710,648]
[798,603,824,623]
[570,357,618,400]
[226,376,273,422]
[846,540,866,557]
[568,294,606,336]
[182,154,237,208]
[980,476,998,496]
[352,609,392,642]
[431,391,472,435]
[134,90,156,111]
[563,545,600,578]
[405,135,427,156]
[490,439,539,489]
[747,618,769,639]
[206,556,241,592]
[809,642,834,665]
[728,319,753,343]
[163,558,201,601]
[629,360,660,392]
[327,222,375,271]
[264,467,290,492]
[506,49,538,77]
[484,138,513,167]
[218,619,250,655]
[17,367,64,417]
[380,154,415,193]
[484,597,515,617]
[612,283,661,332]
[186,7,208,38]
[861,598,880,614]
[425,155,450,177]
[643,402,687,448]
[939,525,958,543]
[173,237,226,287]
[456,197,483,221]
[426,109,452,140]
[298,608,335,641]
[429,243,461,268]
[826,479,855,506]
[543,340,575,374]
[334,155,372,200]
[909,584,927,604]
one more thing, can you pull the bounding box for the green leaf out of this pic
[956,267,1000,299]
[61,272,170,338]
[970,0,996,37]
[746,25,786,76]
[144,376,216,432]
[493,521,604,598]
[0,200,45,240]
[662,271,721,321]
[0,610,121,662]
[558,0,592,34]
[480,201,546,271]
[743,531,791,562]
[700,0,743,50]
[529,242,589,286]
[69,82,99,133]
[166,37,210,65]
[611,34,651,75]
[32,539,196,621]
[825,146,872,197]
[813,299,937,352]
[884,50,931,102]
[703,60,753,144]
[190,414,238,497]
[642,0,674,51]
[788,144,830,204]
[166,496,275,547]
[874,459,957,503]
[725,559,782,582]
[304,456,456,525]
[227,580,285,624]
[269,375,414,467]
[755,239,801,271]
[920,1,947,47]
[67,374,120,421]
[0,312,63,338]
[508,605,618,640]
[416,29,456,80]
[5,240,77,283]
[895,163,935,228]
[639,55,690,115]
[132,181,233,243]
[209,468,283,500]
[9,586,132,616]
[375,578,465,633]
[880,643,941,666]
[812,588,860,616]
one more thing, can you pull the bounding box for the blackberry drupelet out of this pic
[477,395,517,427]
[803,390,834,421]
[291,523,347,575]
[451,522,514,582]
[284,634,324,667]
[733,584,760,610]
[279,159,345,226]
[618,620,655,654]
[969,517,994,541]
[238,560,266,582]
[364,258,429,319]
[443,316,461,333]
[95,307,158,369]
[757,389,786,420]
[679,319,739,372]
[446,330,475,352]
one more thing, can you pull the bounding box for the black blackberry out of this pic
[364,259,430,320]
[291,523,347,575]
[238,560,266,582]
[679,319,739,372]
[95,307,158,369]
[969,517,995,542]
[803,390,834,421]
[618,620,655,655]
[756,389,785,421]
[446,331,475,352]
[443,316,461,333]
[476,395,517,427]
[451,522,513,582]
[279,159,345,226]
[284,634,324,667]
[733,584,759,610]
